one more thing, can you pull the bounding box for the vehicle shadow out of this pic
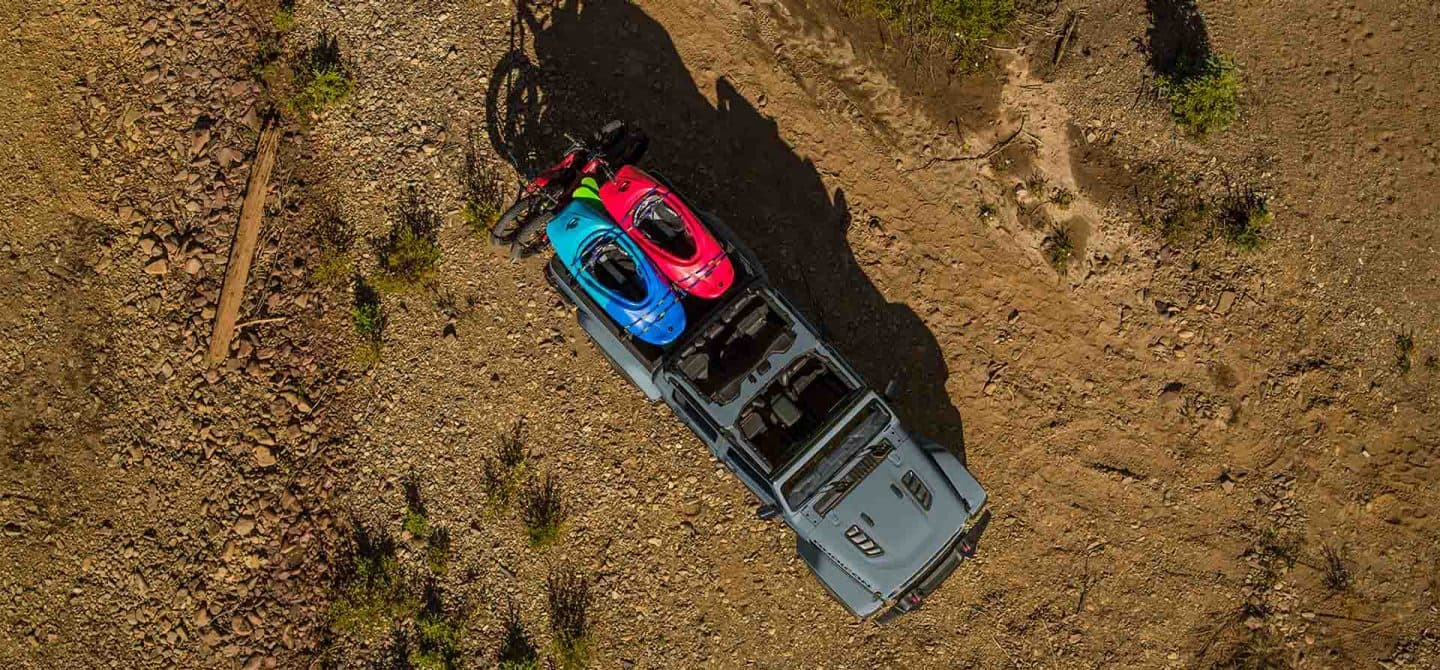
[486,0,970,461]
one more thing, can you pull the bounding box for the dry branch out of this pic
[1052,11,1081,68]
[902,117,1028,173]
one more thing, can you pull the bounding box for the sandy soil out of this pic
[2,0,1436,668]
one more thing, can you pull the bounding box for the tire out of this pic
[597,122,648,167]
[612,130,648,166]
[491,193,540,246]
[509,210,556,260]
[597,120,627,146]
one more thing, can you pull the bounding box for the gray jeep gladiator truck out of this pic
[543,208,988,622]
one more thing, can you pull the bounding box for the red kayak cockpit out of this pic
[600,165,736,300]
[632,193,699,259]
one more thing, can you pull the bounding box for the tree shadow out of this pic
[485,0,969,460]
[1145,0,1212,78]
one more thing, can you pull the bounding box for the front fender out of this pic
[919,438,987,518]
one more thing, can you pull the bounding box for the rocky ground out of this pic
[2,0,1437,668]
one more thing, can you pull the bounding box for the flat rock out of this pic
[1217,290,1237,314]
[216,147,243,167]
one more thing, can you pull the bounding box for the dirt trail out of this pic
[3,0,1437,667]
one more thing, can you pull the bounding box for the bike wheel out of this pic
[491,193,541,246]
[509,210,557,260]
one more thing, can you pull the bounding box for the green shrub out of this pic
[1395,329,1415,374]
[294,69,352,114]
[521,473,567,548]
[288,31,352,118]
[409,613,460,669]
[847,0,1016,67]
[1156,194,1211,245]
[547,566,592,669]
[402,508,428,538]
[408,581,462,670]
[1043,227,1074,274]
[415,612,458,649]
[352,276,385,339]
[461,131,508,234]
[483,419,531,508]
[1217,190,1269,251]
[312,251,351,286]
[351,299,384,340]
[497,605,539,670]
[351,276,384,365]
[401,477,429,536]
[1159,54,1240,137]
[425,527,451,574]
[1024,172,1050,200]
[462,199,500,234]
[372,189,442,292]
[330,529,417,635]
[311,204,354,286]
[273,0,295,32]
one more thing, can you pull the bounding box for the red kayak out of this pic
[598,166,736,300]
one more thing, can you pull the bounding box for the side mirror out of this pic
[755,504,780,521]
[883,376,902,401]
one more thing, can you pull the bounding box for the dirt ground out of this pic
[2,0,1437,668]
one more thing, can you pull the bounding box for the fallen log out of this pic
[205,117,282,365]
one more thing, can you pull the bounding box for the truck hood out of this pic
[800,435,973,600]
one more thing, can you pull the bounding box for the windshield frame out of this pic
[776,396,894,510]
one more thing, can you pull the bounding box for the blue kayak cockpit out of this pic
[547,199,686,346]
[581,239,647,303]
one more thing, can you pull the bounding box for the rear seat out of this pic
[738,410,766,440]
[770,395,802,428]
[735,301,768,337]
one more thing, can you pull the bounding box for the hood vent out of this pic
[845,524,884,557]
[901,470,932,511]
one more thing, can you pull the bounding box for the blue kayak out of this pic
[547,195,686,346]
